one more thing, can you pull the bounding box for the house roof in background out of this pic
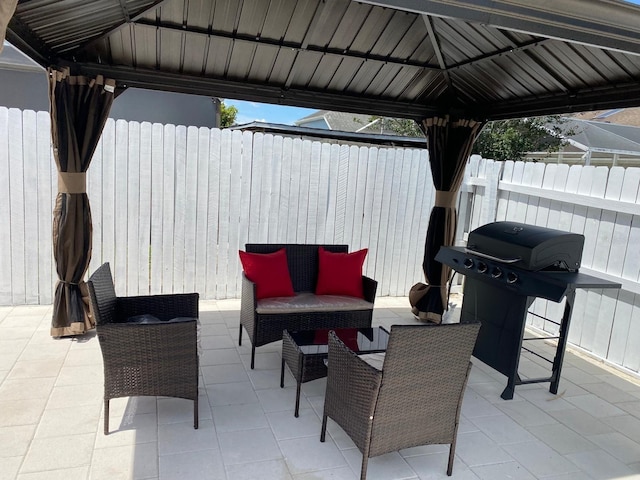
[7,0,640,122]
[230,121,427,148]
[0,40,42,71]
[562,117,640,154]
[572,107,640,127]
[296,110,398,135]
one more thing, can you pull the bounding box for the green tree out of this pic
[370,114,573,162]
[473,116,573,161]
[219,101,238,127]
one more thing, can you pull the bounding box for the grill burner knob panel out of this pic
[477,261,488,273]
[463,258,474,269]
[491,267,503,278]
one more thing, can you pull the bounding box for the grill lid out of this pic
[467,221,584,271]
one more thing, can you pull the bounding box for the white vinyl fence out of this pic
[0,107,434,306]
[2,107,639,375]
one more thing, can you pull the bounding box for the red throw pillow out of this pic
[315,247,368,298]
[239,248,295,300]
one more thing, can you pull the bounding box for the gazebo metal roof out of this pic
[7,0,640,121]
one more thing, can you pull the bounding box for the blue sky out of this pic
[223,99,318,126]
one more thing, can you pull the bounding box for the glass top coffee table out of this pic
[281,327,390,417]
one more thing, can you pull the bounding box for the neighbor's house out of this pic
[526,116,640,167]
[0,42,221,127]
[295,109,400,135]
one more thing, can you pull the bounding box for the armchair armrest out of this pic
[116,293,199,321]
[240,273,257,316]
[324,331,382,447]
[97,319,198,377]
[362,276,378,303]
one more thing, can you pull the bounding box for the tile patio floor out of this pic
[1,297,640,480]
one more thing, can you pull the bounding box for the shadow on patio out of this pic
[0,297,639,480]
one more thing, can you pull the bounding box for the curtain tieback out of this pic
[59,280,80,286]
[58,172,86,194]
[434,190,457,208]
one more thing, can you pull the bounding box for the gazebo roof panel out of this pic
[8,0,640,120]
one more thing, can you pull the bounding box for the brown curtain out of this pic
[412,116,484,322]
[0,0,18,54]
[50,68,115,337]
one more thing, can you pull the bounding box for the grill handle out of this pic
[465,248,521,264]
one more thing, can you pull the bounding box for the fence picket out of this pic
[181,127,199,293]
[268,135,284,242]
[150,123,165,294]
[138,122,152,294]
[205,128,221,299]
[113,120,129,293]
[510,160,527,222]
[161,124,176,294]
[22,110,39,304]
[323,144,338,243]
[36,111,54,304]
[361,147,377,257]
[285,138,300,242]
[194,127,210,294]
[375,148,395,295]
[367,148,385,281]
[0,108,10,304]
[126,121,141,294]
[8,109,25,304]
[624,294,640,371]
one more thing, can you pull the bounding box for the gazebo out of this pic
[3,0,640,333]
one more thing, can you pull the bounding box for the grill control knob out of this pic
[463,258,474,269]
[507,272,518,284]
[477,261,488,273]
[491,267,503,278]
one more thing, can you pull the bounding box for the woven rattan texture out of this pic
[87,263,200,434]
[322,323,480,479]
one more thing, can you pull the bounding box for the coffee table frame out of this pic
[281,327,389,417]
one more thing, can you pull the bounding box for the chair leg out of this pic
[320,413,328,442]
[238,324,243,346]
[360,456,369,480]
[447,442,456,476]
[194,397,199,429]
[250,345,256,369]
[360,440,372,480]
[104,399,110,435]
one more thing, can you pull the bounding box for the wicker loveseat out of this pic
[239,244,377,369]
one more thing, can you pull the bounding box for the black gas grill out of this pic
[436,221,620,399]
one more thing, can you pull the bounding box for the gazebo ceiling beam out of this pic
[72,63,442,120]
[484,82,640,120]
[6,18,54,67]
[422,15,451,90]
[73,62,640,122]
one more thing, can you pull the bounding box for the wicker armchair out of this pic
[87,262,200,435]
[321,322,480,479]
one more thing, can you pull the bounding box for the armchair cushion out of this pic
[239,248,295,300]
[315,247,368,298]
[126,314,161,324]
